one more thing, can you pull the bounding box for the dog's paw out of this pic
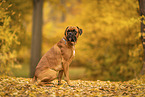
[67,81,74,87]
[58,81,63,85]
[68,84,74,87]
[58,83,63,85]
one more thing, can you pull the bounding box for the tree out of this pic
[0,0,29,75]
[30,0,43,77]
[60,0,66,22]
[74,0,141,81]
[139,0,145,75]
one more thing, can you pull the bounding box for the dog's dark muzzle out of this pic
[66,32,77,42]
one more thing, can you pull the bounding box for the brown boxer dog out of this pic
[31,26,83,86]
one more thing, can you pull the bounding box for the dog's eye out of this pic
[73,29,75,32]
[73,29,77,33]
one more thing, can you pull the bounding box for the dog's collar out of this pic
[62,38,67,45]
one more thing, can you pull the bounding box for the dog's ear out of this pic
[65,26,69,36]
[77,26,83,35]
[79,29,83,35]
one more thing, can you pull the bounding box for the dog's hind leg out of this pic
[37,68,57,86]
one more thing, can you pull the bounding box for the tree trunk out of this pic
[138,0,145,75]
[61,0,66,22]
[30,0,43,77]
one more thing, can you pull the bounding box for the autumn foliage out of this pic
[0,0,145,96]
[0,0,23,75]
[0,76,144,96]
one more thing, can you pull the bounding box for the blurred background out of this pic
[0,0,144,81]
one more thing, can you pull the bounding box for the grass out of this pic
[11,64,86,80]
[69,67,86,80]
[11,64,29,78]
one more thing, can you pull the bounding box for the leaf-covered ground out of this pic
[0,76,145,96]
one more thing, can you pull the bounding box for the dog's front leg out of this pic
[58,70,63,85]
[62,62,71,85]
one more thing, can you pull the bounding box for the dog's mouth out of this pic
[66,33,77,45]
[67,36,77,42]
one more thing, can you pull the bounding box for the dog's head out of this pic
[64,26,83,45]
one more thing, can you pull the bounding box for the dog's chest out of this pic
[73,49,75,56]
[73,47,76,56]
[61,47,74,61]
